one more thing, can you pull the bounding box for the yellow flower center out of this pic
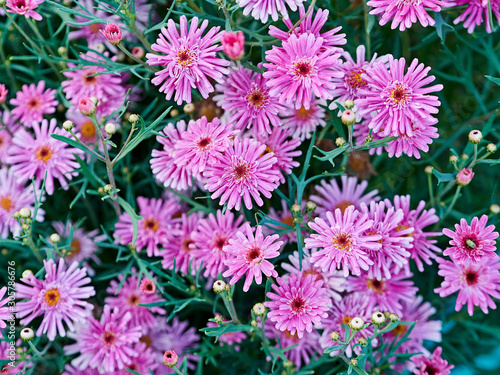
[36,145,53,162]
[0,196,14,213]
[44,288,60,307]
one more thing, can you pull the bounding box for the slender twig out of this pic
[363,0,371,57]
[111,124,137,166]
[427,173,435,208]
[68,129,106,162]
[289,0,317,33]
[442,186,462,222]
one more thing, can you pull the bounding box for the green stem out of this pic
[129,22,153,53]
[442,186,462,222]
[427,173,435,208]
[26,18,56,57]
[289,0,317,33]
[117,43,155,72]
[111,123,137,166]
[69,129,106,162]
[348,125,354,151]
[363,0,371,57]
[222,291,240,324]
[187,0,203,14]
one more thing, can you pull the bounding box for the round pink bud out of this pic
[0,84,8,105]
[139,278,156,294]
[163,350,178,367]
[456,168,474,187]
[100,23,122,46]
[221,31,245,61]
[132,46,145,59]
[78,96,96,116]
[341,110,356,126]
[468,130,482,144]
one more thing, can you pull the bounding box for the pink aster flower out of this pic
[319,293,373,357]
[140,279,156,294]
[62,52,126,117]
[10,81,58,127]
[269,6,347,50]
[0,167,44,239]
[114,196,181,257]
[174,116,234,175]
[414,346,454,375]
[65,305,142,373]
[100,23,122,46]
[223,224,282,292]
[310,176,380,218]
[221,31,245,60]
[385,195,442,272]
[0,84,8,104]
[368,0,445,31]
[16,258,95,341]
[281,248,348,301]
[237,0,306,23]
[305,205,383,277]
[214,66,286,135]
[282,98,327,141]
[256,126,302,183]
[6,0,43,21]
[105,272,166,332]
[0,287,13,337]
[356,57,443,138]
[385,118,439,159]
[348,267,418,315]
[359,201,413,280]
[263,33,342,110]
[442,215,498,264]
[435,257,500,316]
[146,15,230,105]
[161,213,202,275]
[451,0,500,33]
[111,342,159,375]
[265,273,329,339]
[190,209,246,278]
[207,315,247,348]
[151,120,198,191]
[7,118,81,195]
[148,316,200,372]
[456,167,474,186]
[265,320,322,369]
[204,137,281,211]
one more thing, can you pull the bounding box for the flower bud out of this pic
[371,311,386,325]
[132,46,145,59]
[19,208,31,219]
[344,99,354,109]
[0,84,8,105]
[461,153,469,160]
[358,337,368,346]
[306,201,317,212]
[490,204,500,214]
[129,114,139,124]
[365,134,373,143]
[341,110,356,126]
[22,270,33,279]
[349,317,364,330]
[170,109,179,118]
[139,278,156,294]
[424,166,433,175]
[389,313,399,322]
[468,129,482,144]
[251,319,258,328]
[213,280,226,293]
[78,96,96,116]
[103,184,113,193]
[252,303,266,316]
[104,123,116,135]
[336,137,346,147]
[50,233,61,244]
[58,46,67,56]
[21,223,30,232]
[291,204,301,214]
[456,168,474,187]
[487,143,497,153]
[330,331,340,341]
[97,187,104,194]
[13,211,20,219]
[350,358,358,367]
[63,120,74,132]
[100,23,122,46]
[20,328,34,342]
[449,155,458,164]
[214,314,224,324]
[163,350,178,367]
[221,31,245,61]
[183,103,195,114]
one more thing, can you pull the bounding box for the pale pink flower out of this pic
[456,168,474,186]
[221,31,245,60]
[10,81,57,126]
[6,0,43,21]
[282,98,327,141]
[0,287,13,337]
[236,0,306,23]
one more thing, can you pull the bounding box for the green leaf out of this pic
[356,136,398,151]
[51,134,99,159]
[116,197,143,244]
[476,158,500,165]
[486,75,500,86]
[324,344,347,354]
[241,61,264,74]
[314,145,349,166]
[432,169,455,184]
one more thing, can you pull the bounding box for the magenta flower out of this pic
[281,248,348,301]
[174,116,234,175]
[105,272,166,331]
[310,176,380,218]
[16,259,95,341]
[305,205,383,277]
[62,365,100,375]
[223,224,282,292]
[435,257,500,316]
[114,196,181,257]
[214,66,286,135]
[356,57,443,138]
[0,287,13,337]
[442,215,498,264]
[99,23,122,46]
[451,0,500,33]
[263,33,342,110]
[146,15,230,105]
[0,84,8,104]
[7,118,81,195]
[221,31,245,60]
[368,0,445,31]
[6,0,43,21]
[348,267,418,315]
[256,126,302,183]
[65,305,142,373]
[385,195,442,272]
[414,346,454,375]
[151,120,197,191]
[10,81,57,126]
[265,273,329,339]
[161,213,202,275]
[456,168,475,186]
[282,98,327,141]
[0,167,44,238]
[204,137,281,211]
[191,209,246,278]
[236,0,306,23]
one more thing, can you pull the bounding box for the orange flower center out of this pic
[367,278,386,294]
[333,233,353,251]
[80,121,96,141]
[295,106,314,120]
[0,196,14,213]
[142,218,159,232]
[391,324,407,336]
[335,200,353,214]
[44,288,60,307]
[35,145,53,162]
